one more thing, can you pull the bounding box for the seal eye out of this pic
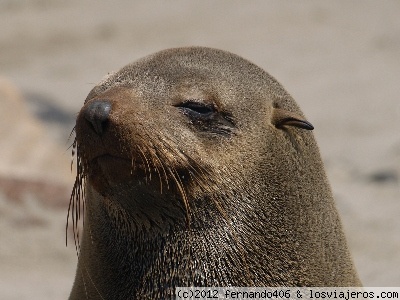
[175,100,235,136]
[175,101,215,117]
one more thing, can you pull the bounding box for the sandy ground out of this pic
[0,1,399,299]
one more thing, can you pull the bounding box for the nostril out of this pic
[84,100,112,136]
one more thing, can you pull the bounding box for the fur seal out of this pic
[68,47,361,299]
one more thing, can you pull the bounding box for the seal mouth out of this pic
[81,152,155,201]
[93,154,130,164]
[92,154,148,172]
[89,153,146,181]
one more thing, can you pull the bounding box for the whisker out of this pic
[155,153,171,191]
[131,158,135,175]
[66,141,87,256]
[152,159,163,194]
[167,167,191,226]
[137,145,150,184]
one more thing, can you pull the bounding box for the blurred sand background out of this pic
[0,1,399,298]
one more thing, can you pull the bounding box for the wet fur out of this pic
[68,47,360,299]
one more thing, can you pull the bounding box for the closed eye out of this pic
[174,100,236,136]
[174,100,215,117]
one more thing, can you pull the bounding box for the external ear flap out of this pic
[272,108,314,130]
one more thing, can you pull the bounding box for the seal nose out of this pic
[84,100,112,136]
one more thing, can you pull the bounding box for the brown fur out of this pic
[68,47,361,300]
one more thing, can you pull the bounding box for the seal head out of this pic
[69,47,360,299]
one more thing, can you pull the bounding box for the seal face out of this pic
[68,47,360,300]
